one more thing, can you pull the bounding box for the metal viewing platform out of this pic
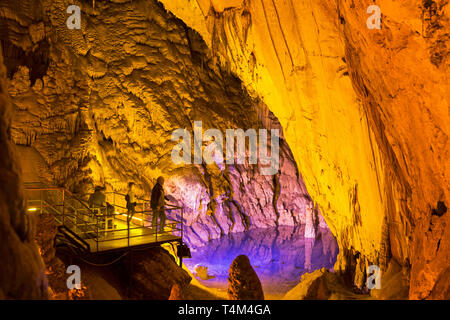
[24,182,184,255]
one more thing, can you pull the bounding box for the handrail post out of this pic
[181,207,184,241]
[62,189,65,225]
[40,190,43,215]
[179,239,183,267]
[96,213,99,253]
[127,211,130,249]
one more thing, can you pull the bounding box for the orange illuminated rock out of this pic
[0,0,448,300]
[227,255,264,300]
[130,247,191,299]
[0,44,48,299]
[283,268,352,300]
[168,283,184,300]
[2,0,317,249]
[158,0,449,299]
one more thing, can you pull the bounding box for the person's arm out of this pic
[158,188,165,208]
[100,193,107,207]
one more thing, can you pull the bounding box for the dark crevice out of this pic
[0,38,49,86]
[431,200,447,217]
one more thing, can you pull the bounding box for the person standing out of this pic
[88,186,106,212]
[125,182,137,222]
[151,176,168,234]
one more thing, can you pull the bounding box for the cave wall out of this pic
[0,44,48,299]
[157,0,449,298]
[0,0,321,248]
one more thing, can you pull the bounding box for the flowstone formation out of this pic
[158,0,449,298]
[1,0,319,248]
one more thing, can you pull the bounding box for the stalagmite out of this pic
[228,255,265,300]
[304,204,316,272]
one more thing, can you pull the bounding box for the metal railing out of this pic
[24,183,184,253]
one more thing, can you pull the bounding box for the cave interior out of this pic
[0,0,448,300]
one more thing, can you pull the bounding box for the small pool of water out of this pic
[184,225,338,297]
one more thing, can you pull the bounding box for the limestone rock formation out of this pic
[0,0,448,300]
[168,283,184,300]
[80,267,122,300]
[0,43,48,299]
[304,204,315,239]
[34,208,71,299]
[130,247,192,299]
[0,0,317,249]
[283,268,356,300]
[46,259,122,300]
[34,210,57,265]
[428,267,450,300]
[370,258,410,300]
[227,254,264,300]
[157,0,449,298]
[194,264,211,280]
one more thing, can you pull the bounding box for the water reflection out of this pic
[184,225,338,295]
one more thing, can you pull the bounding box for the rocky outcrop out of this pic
[168,283,185,300]
[370,258,410,300]
[283,268,356,300]
[46,259,122,300]
[0,44,48,299]
[227,254,264,300]
[428,267,450,300]
[285,259,410,300]
[130,247,191,299]
[34,208,70,299]
[35,210,57,265]
[157,0,449,298]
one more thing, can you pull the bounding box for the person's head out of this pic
[94,186,103,192]
[157,176,164,186]
[128,182,135,191]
